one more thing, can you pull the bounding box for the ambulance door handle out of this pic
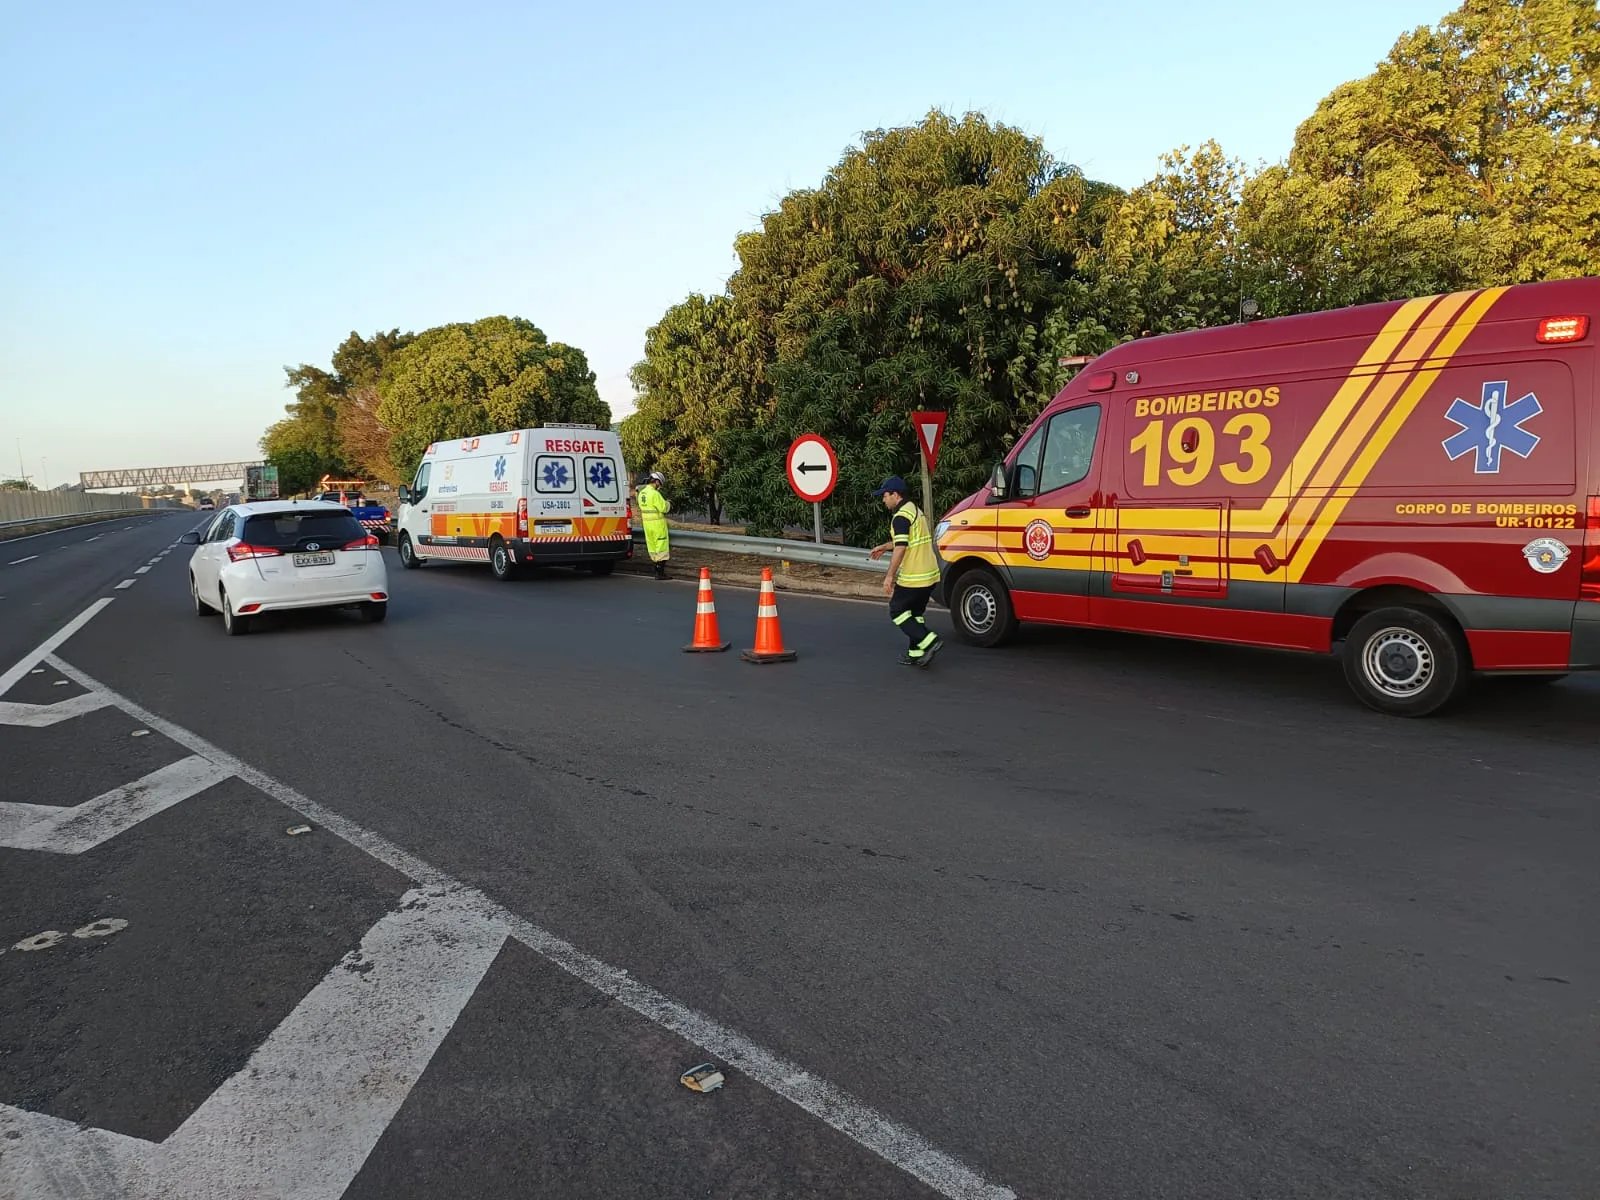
[1065,506,1091,518]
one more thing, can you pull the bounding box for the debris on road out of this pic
[130,729,150,737]
[680,1063,725,1093]
[286,824,312,836]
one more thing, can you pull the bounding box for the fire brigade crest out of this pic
[1023,519,1054,561]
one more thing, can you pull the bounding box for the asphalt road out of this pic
[1,526,1595,1199]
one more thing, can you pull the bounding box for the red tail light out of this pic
[227,543,282,562]
[517,497,528,536]
[341,534,380,551]
[1536,315,1589,344]
[625,499,633,523]
[1582,497,1600,602]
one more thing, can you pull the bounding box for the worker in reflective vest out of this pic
[636,471,671,579]
[868,476,944,668]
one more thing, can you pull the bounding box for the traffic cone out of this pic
[683,567,731,653]
[741,568,797,663]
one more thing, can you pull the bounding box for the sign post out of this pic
[909,412,948,552]
[785,433,839,545]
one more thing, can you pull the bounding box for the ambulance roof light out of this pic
[1085,370,1116,393]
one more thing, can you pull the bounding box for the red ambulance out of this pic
[936,279,1598,715]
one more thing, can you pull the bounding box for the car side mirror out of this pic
[397,484,411,504]
[987,461,1008,502]
[179,531,201,545]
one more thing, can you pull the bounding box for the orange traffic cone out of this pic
[741,568,797,663]
[684,567,731,653]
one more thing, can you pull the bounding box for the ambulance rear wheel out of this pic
[489,537,519,581]
[1342,606,1467,717]
[950,568,1018,648]
[397,534,422,570]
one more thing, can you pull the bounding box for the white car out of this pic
[182,501,390,635]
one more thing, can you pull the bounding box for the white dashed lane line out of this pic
[6,556,38,566]
[114,579,136,590]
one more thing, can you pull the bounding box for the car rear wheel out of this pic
[950,567,1018,647]
[221,589,251,637]
[1341,606,1467,717]
[191,574,212,616]
[360,601,388,624]
[489,537,519,581]
[397,533,421,569]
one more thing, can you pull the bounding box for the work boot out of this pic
[653,563,667,580]
[916,637,944,669]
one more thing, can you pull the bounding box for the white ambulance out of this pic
[393,425,634,580]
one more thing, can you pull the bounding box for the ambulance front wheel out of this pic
[397,534,422,570]
[950,568,1018,648]
[1342,606,1468,717]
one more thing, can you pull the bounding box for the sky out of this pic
[0,0,1449,489]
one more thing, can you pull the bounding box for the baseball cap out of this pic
[872,476,908,496]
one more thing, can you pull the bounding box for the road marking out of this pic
[0,692,113,727]
[114,579,136,589]
[7,555,38,565]
[0,598,112,696]
[85,536,101,543]
[134,566,151,574]
[23,655,1017,1200]
[0,755,233,854]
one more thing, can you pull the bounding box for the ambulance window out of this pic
[1039,405,1102,494]
[413,463,431,498]
[1011,426,1046,499]
[583,456,619,502]
[535,454,576,493]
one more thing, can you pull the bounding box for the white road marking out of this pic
[0,1102,147,1197]
[0,755,233,854]
[134,566,150,574]
[27,655,1017,1200]
[72,918,129,939]
[114,579,135,589]
[7,555,38,565]
[138,887,505,1200]
[85,536,101,543]
[13,931,67,951]
[0,693,113,726]
[0,598,112,696]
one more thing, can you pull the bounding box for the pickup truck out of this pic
[316,490,393,543]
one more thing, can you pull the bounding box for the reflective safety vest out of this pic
[891,501,940,587]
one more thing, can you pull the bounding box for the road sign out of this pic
[910,412,947,474]
[786,434,838,503]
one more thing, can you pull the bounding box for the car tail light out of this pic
[341,534,380,551]
[1537,315,1589,343]
[1582,497,1600,602]
[370,592,387,601]
[517,497,528,536]
[625,498,633,523]
[226,543,282,561]
[236,603,263,613]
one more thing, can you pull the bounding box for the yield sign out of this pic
[910,411,948,474]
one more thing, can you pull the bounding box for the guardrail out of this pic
[0,509,166,536]
[635,527,887,572]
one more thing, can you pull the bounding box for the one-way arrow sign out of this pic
[786,434,838,503]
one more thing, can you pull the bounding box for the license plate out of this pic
[293,552,335,567]
[536,522,571,536]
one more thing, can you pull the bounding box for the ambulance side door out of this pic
[1001,402,1108,625]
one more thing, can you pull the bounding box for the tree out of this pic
[378,316,610,476]
[1241,0,1600,312]
[0,479,35,491]
[716,110,1121,543]
[621,294,764,522]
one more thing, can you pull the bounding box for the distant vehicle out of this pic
[197,497,215,511]
[937,276,1600,717]
[394,425,633,580]
[314,477,392,542]
[180,501,389,635]
[244,464,280,502]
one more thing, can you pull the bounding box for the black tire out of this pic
[191,574,213,616]
[949,567,1019,647]
[586,561,615,576]
[397,534,422,570]
[1341,606,1468,717]
[360,601,388,624]
[489,537,519,581]
[221,589,251,637]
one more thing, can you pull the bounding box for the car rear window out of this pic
[241,511,362,548]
